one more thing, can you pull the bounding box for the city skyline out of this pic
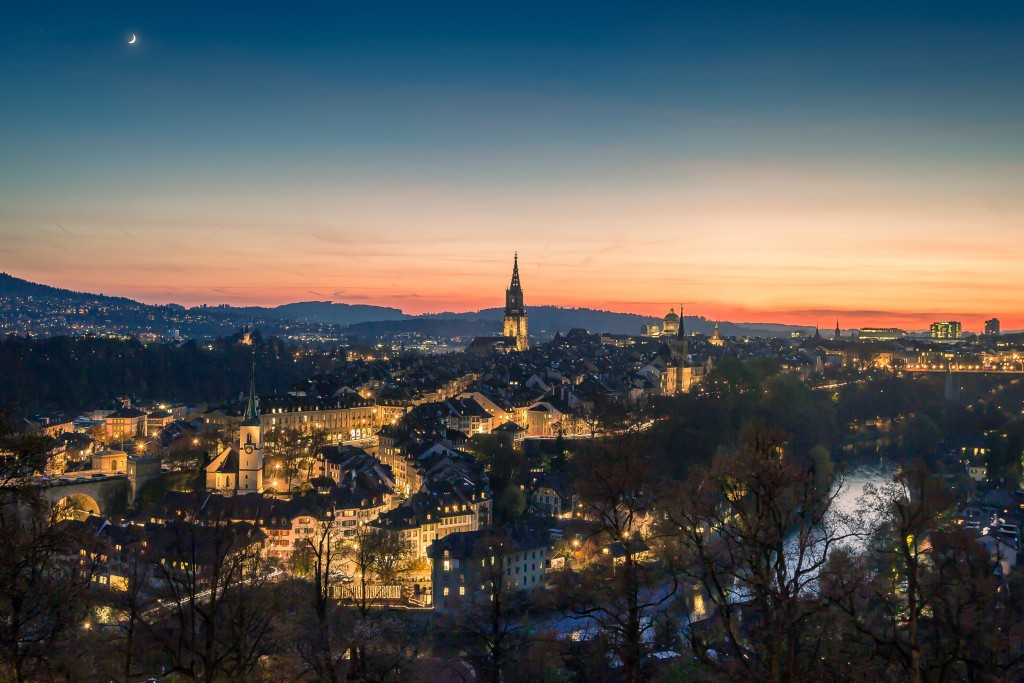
[4,2,1024,329]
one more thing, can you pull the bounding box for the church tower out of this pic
[834,319,841,339]
[670,305,689,358]
[502,253,529,351]
[237,354,264,494]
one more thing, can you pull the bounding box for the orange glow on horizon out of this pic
[5,159,1023,332]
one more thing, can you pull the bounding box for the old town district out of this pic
[16,257,708,615]
[12,256,1021,646]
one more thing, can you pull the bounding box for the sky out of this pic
[2,1,1024,331]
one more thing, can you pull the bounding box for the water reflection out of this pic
[834,460,897,519]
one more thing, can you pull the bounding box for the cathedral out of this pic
[502,253,529,351]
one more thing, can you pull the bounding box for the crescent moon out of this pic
[128,34,137,44]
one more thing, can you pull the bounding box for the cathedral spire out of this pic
[677,304,685,339]
[510,252,521,290]
[503,252,529,351]
[242,350,259,426]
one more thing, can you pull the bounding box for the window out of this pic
[443,587,449,596]
[459,586,465,596]
[443,560,450,571]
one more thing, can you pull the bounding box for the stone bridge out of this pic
[32,455,163,517]
[36,473,128,516]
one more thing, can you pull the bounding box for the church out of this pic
[466,254,529,354]
[503,253,529,351]
[205,358,265,495]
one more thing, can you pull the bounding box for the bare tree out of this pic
[560,434,675,683]
[143,510,272,683]
[448,529,532,683]
[0,413,97,682]
[823,463,960,683]
[266,426,328,491]
[663,424,851,682]
[338,525,420,681]
[106,534,156,683]
[294,516,350,683]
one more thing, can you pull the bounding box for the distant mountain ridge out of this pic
[0,272,813,339]
[0,271,137,305]
[233,301,408,326]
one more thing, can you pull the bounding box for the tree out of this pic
[265,426,328,491]
[143,511,273,683]
[448,529,532,683]
[900,413,943,462]
[823,463,960,683]
[108,533,156,683]
[293,516,351,683]
[338,526,420,681]
[663,423,851,683]
[560,434,675,683]
[0,412,97,683]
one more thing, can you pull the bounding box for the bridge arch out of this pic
[55,492,101,520]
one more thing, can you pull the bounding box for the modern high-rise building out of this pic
[930,321,962,340]
[502,253,529,351]
[985,318,1001,335]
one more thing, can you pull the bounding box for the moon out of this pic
[128,33,137,44]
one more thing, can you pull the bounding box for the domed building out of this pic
[662,308,680,337]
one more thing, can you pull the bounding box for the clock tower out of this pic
[237,355,264,494]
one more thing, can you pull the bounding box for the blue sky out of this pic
[3,1,1024,328]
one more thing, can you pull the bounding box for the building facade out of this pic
[931,321,963,340]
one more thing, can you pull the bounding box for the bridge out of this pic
[28,454,163,517]
[34,472,129,517]
[904,363,1024,402]
[904,363,1024,374]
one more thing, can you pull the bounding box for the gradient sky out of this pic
[3,2,1024,330]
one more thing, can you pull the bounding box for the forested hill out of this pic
[0,335,339,414]
[0,272,136,305]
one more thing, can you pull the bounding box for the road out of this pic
[141,566,283,620]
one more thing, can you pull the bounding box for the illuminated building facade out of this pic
[205,358,265,494]
[985,318,1001,336]
[858,327,905,341]
[661,308,680,336]
[502,253,529,351]
[930,321,962,340]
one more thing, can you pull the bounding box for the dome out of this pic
[663,308,679,322]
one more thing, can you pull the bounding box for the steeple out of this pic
[242,351,259,426]
[510,252,521,290]
[670,304,689,361]
[503,252,529,350]
[834,319,841,339]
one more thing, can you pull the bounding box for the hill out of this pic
[235,301,407,326]
[0,272,814,341]
[0,272,136,305]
